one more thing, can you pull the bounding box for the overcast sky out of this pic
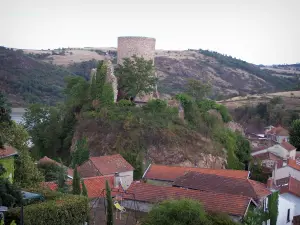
[1,0,299,65]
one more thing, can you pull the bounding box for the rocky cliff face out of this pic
[71,118,226,169]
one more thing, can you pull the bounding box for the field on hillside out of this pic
[218,91,300,111]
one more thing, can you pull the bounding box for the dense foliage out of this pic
[142,199,239,225]
[0,165,22,208]
[72,167,81,195]
[14,149,44,188]
[71,138,89,168]
[5,195,88,225]
[142,199,208,225]
[268,191,279,225]
[115,55,157,100]
[233,97,300,128]
[37,163,61,182]
[0,47,74,105]
[0,92,12,148]
[290,119,300,150]
[67,59,98,80]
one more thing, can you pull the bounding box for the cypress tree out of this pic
[105,180,114,225]
[81,179,88,197]
[72,167,81,195]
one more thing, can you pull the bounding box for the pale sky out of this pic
[1,0,299,65]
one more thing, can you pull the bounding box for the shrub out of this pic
[5,195,88,225]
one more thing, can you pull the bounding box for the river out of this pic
[10,108,26,124]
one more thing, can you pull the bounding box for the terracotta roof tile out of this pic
[287,159,300,171]
[125,182,253,217]
[173,171,271,201]
[280,141,296,151]
[0,145,18,158]
[266,126,289,136]
[89,154,134,175]
[38,156,74,178]
[287,176,300,197]
[253,152,281,161]
[143,164,249,181]
[42,175,115,198]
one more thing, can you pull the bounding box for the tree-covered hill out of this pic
[0,47,75,106]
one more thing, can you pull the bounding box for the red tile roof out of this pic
[266,126,289,136]
[279,176,300,197]
[253,152,281,161]
[90,154,134,175]
[125,182,253,217]
[173,171,271,201]
[287,159,300,171]
[42,175,115,198]
[38,156,74,178]
[143,164,249,181]
[280,141,296,151]
[0,145,18,158]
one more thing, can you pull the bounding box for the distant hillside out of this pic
[1,46,299,106]
[0,47,74,106]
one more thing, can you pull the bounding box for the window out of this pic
[287,209,290,223]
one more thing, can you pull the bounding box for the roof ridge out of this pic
[83,175,114,180]
[152,164,247,172]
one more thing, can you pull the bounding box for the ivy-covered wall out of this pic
[0,157,15,182]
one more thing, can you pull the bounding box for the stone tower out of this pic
[117,36,156,65]
[117,36,159,100]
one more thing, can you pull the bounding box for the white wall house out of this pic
[277,194,295,225]
[78,154,134,190]
[272,160,300,181]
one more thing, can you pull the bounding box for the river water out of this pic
[10,108,26,124]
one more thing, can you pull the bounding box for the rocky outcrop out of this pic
[90,59,118,103]
[71,118,226,169]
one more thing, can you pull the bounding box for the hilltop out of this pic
[1,46,299,106]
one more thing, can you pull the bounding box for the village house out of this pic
[268,176,300,225]
[142,164,249,186]
[0,145,18,182]
[78,154,134,189]
[251,140,296,161]
[172,171,271,206]
[252,152,282,169]
[139,164,273,223]
[37,156,74,179]
[122,181,257,222]
[265,125,290,144]
[273,159,300,182]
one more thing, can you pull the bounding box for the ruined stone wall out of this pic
[117,36,156,64]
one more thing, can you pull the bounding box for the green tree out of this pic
[14,149,44,188]
[0,164,23,207]
[206,212,239,225]
[187,79,211,101]
[95,61,107,101]
[37,163,61,182]
[56,162,68,193]
[268,191,279,225]
[72,167,81,195]
[71,138,89,168]
[64,76,89,108]
[100,83,114,107]
[249,160,270,183]
[81,180,88,197]
[1,121,30,151]
[142,199,208,225]
[105,180,114,225]
[290,119,300,150]
[235,132,251,163]
[243,207,267,225]
[0,92,12,148]
[115,55,157,100]
[24,104,61,159]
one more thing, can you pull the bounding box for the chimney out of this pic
[267,177,273,189]
[114,172,120,188]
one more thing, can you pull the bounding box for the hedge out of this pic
[5,195,89,225]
